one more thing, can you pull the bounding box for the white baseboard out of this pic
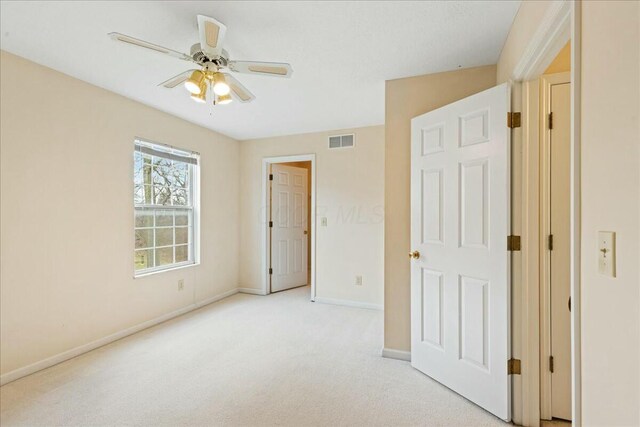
[313,296,383,311]
[196,288,239,307]
[0,288,239,386]
[238,287,267,295]
[382,347,411,362]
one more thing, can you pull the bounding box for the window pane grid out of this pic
[134,151,190,207]
[134,141,197,274]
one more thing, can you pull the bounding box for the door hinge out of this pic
[269,173,273,181]
[507,112,521,128]
[269,221,273,228]
[548,234,554,250]
[549,112,554,130]
[507,235,521,251]
[269,267,273,275]
[508,358,521,375]
[549,355,555,373]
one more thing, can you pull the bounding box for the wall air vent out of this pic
[328,134,355,149]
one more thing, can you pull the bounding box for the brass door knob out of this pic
[409,250,420,259]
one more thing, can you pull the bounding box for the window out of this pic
[133,139,199,275]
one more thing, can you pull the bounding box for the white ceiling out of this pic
[0,1,520,140]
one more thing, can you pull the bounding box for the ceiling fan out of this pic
[109,15,293,106]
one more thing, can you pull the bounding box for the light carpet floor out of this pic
[0,286,507,426]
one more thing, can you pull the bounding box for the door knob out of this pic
[409,250,420,259]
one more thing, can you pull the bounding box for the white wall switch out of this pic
[321,217,328,227]
[598,231,616,277]
[355,276,363,286]
[178,279,185,291]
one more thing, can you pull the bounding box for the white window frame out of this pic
[133,138,200,277]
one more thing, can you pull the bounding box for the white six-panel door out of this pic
[410,84,511,420]
[270,164,308,293]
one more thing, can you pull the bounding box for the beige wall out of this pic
[545,41,571,74]
[497,0,555,83]
[0,51,240,376]
[383,65,497,351]
[497,0,640,423]
[581,2,639,425]
[239,126,385,306]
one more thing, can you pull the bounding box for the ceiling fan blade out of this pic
[108,32,193,62]
[225,74,255,103]
[196,15,227,58]
[228,60,293,78]
[158,70,199,88]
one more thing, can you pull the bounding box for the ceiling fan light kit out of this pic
[109,14,293,109]
[190,90,207,104]
[216,94,233,105]
[212,72,230,96]
[185,70,206,95]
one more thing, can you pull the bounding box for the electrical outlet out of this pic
[355,276,363,286]
[178,279,184,291]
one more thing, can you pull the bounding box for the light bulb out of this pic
[217,94,233,105]
[191,92,206,103]
[212,73,230,96]
[184,70,205,95]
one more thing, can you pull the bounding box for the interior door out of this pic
[270,164,308,292]
[410,84,511,420]
[550,81,572,421]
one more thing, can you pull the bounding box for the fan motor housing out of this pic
[190,43,229,67]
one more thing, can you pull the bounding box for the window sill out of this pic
[134,262,200,279]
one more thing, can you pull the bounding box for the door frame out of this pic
[508,1,581,425]
[539,71,571,420]
[261,154,316,300]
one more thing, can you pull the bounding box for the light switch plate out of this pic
[598,231,616,277]
[321,217,328,227]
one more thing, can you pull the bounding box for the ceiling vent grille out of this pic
[328,134,355,149]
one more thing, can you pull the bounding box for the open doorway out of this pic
[261,155,316,299]
[269,161,311,293]
[540,44,572,424]
[516,32,576,425]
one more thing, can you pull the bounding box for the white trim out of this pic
[520,78,542,427]
[133,138,201,277]
[511,0,571,81]
[195,289,238,306]
[134,136,200,157]
[512,2,581,424]
[510,81,524,426]
[0,288,238,386]
[261,154,317,300]
[539,72,571,420]
[238,287,268,296]
[133,260,199,279]
[569,2,582,423]
[313,296,383,311]
[381,348,411,362]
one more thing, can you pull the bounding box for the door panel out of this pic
[421,269,444,348]
[270,164,308,292]
[421,169,444,244]
[550,82,572,420]
[410,84,510,421]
